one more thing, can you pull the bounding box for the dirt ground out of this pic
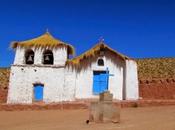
[0,106,174,130]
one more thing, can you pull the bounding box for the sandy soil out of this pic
[0,106,174,130]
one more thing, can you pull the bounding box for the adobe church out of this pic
[7,32,138,104]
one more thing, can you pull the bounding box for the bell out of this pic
[27,55,33,62]
[45,55,50,61]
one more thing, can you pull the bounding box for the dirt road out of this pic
[0,106,174,130]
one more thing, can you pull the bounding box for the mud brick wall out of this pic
[139,79,175,99]
[0,89,8,103]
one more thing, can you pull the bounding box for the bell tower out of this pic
[11,32,74,66]
[8,32,75,104]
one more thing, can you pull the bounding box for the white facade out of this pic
[7,43,139,104]
[75,57,124,100]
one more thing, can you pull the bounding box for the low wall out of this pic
[0,100,175,111]
[0,88,8,103]
[139,78,175,99]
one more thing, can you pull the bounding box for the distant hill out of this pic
[0,68,10,89]
[136,58,175,80]
[0,57,175,89]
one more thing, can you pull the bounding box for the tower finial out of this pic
[98,36,104,43]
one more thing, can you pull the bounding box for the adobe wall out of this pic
[0,89,8,103]
[139,78,175,99]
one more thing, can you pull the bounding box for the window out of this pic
[97,58,104,66]
[25,49,34,64]
[43,50,54,65]
[33,84,44,101]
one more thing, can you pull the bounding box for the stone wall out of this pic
[139,78,175,99]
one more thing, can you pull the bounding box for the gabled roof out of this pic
[11,32,75,55]
[67,42,130,71]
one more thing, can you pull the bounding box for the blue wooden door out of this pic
[93,71,108,94]
[100,73,108,92]
[93,72,100,94]
[34,84,44,101]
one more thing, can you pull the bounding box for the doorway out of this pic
[93,71,108,95]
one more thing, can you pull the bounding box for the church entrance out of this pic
[93,71,108,95]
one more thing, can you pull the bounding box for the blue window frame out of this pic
[33,84,44,101]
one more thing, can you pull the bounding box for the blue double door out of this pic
[33,84,44,101]
[93,71,108,94]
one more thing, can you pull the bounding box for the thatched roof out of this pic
[67,42,130,71]
[11,32,75,55]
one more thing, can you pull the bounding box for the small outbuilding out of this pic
[7,32,138,104]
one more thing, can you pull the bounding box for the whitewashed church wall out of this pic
[34,48,43,65]
[53,48,67,66]
[63,68,76,101]
[7,66,33,104]
[14,47,67,66]
[75,57,124,100]
[9,48,139,104]
[7,65,66,104]
[124,60,139,100]
[105,58,124,100]
[75,68,97,99]
[14,47,25,65]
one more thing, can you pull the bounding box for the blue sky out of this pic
[0,0,175,67]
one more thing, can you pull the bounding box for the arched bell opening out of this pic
[43,50,54,65]
[25,49,34,65]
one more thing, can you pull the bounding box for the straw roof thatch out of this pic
[67,42,130,71]
[11,32,75,55]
